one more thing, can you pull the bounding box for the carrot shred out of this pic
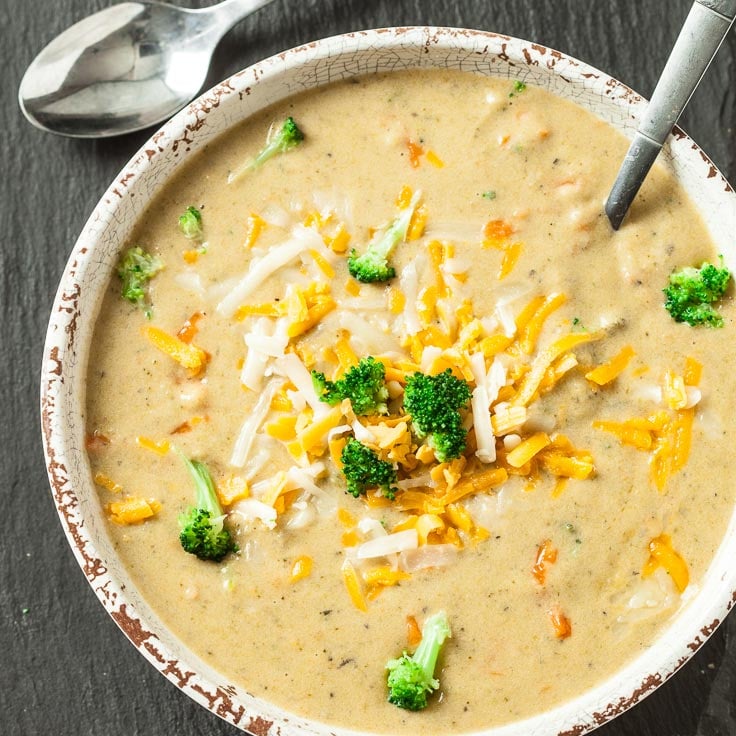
[85,431,110,451]
[532,539,558,585]
[483,219,514,246]
[547,606,572,639]
[407,140,424,168]
[170,415,206,435]
[406,615,422,647]
[176,311,204,344]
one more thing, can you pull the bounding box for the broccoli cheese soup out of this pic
[85,69,736,734]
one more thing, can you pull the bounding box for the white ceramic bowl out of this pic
[41,26,736,736]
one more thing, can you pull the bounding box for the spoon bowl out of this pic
[18,0,272,138]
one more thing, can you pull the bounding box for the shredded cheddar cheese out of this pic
[243,213,266,249]
[94,472,122,494]
[425,149,444,168]
[144,325,208,374]
[135,436,170,456]
[107,496,161,525]
[642,534,689,593]
[585,345,635,385]
[341,559,367,612]
[290,555,313,583]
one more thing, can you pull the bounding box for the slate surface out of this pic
[1,0,735,734]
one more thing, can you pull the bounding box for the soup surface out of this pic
[86,69,736,734]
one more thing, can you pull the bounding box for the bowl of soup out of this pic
[41,26,736,736]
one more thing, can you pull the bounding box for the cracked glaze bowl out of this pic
[41,26,736,736]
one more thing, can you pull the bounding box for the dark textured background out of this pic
[2,0,735,734]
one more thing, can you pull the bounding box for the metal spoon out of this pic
[18,0,274,138]
[605,0,736,230]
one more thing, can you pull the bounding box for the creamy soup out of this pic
[85,69,735,734]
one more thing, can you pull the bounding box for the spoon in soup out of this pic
[18,0,275,138]
[605,0,736,230]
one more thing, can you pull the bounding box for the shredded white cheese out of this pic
[217,225,323,317]
[230,380,281,468]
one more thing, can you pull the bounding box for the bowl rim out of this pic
[40,24,736,736]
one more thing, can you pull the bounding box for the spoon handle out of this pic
[605,0,736,230]
[201,0,277,33]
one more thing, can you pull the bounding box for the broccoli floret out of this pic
[178,205,203,240]
[229,117,305,181]
[386,611,452,711]
[664,258,731,327]
[403,369,472,462]
[116,246,163,318]
[340,438,397,499]
[178,454,237,562]
[347,190,421,283]
[311,357,389,415]
[252,116,305,168]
